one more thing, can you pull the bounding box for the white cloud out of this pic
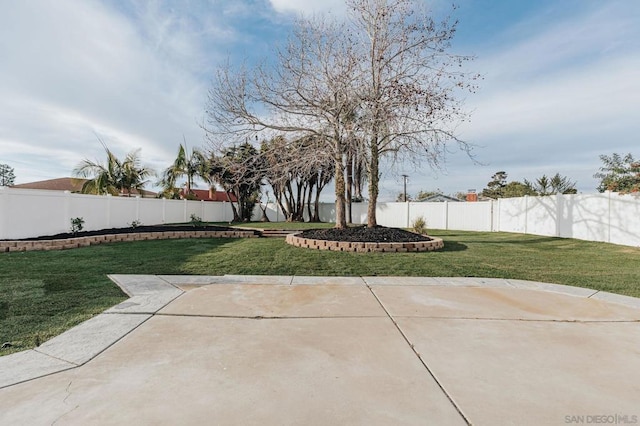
[451,0,640,194]
[268,0,347,16]
[0,0,218,186]
[1,0,638,199]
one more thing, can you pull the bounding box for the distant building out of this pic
[466,189,493,202]
[180,188,238,202]
[417,194,462,203]
[11,177,86,192]
[11,177,156,197]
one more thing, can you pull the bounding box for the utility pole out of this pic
[401,174,409,202]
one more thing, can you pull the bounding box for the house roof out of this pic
[11,177,87,192]
[181,188,238,202]
[417,194,462,202]
[11,177,156,197]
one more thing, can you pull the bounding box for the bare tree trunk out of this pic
[295,180,304,221]
[274,192,287,223]
[313,186,322,222]
[354,158,364,200]
[346,152,353,224]
[225,190,240,222]
[306,182,314,222]
[367,141,379,227]
[334,149,347,229]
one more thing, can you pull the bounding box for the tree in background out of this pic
[594,153,640,193]
[395,192,412,202]
[209,142,264,222]
[502,181,536,198]
[261,135,334,222]
[481,171,507,198]
[484,171,577,198]
[0,164,15,186]
[159,142,208,198]
[525,173,577,195]
[73,145,154,196]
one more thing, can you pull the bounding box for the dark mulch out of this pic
[15,225,252,241]
[299,226,431,243]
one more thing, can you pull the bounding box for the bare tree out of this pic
[261,135,334,222]
[205,0,477,228]
[205,18,360,228]
[347,0,478,226]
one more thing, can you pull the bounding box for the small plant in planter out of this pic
[189,214,203,228]
[411,216,428,235]
[70,217,85,235]
[129,220,142,229]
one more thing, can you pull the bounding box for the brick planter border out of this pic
[0,230,258,253]
[285,233,444,253]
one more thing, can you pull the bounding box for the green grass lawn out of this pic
[1,226,639,355]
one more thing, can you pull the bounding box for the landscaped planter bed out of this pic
[0,225,259,252]
[286,226,444,253]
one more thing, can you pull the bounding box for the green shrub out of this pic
[189,214,203,227]
[70,217,85,235]
[411,216,427,235]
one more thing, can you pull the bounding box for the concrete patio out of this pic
[1,275,639,425]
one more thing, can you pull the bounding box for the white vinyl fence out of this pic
[0,188,235,240]
[1,187,639,247]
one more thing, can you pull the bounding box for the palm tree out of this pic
[73,145,154,196]
[160,142,208,197]
[120,149,155,197]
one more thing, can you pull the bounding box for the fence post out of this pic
[406,202,410,228]
[524,196,529,234]
[489,200,494,232]
[0,187,6,239]
[106,194,112,228]
[64,191,71,231]
[555,194,561,237]
[607,191,612,243]
[444,201,449,230]
[183,199,188,222]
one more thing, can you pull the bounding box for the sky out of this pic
[1,0,639,201]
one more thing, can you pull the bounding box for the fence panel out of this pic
[137,197,164,226]
[408,203,447,229]
[375,202,409,228]
[0,189,69,239]
[448,202,493,231]
[565,194,610,243]
[105,196,138,229]
[1,188,639,246]
[496,198,528,234]
[524,195,559,237]
[609,194,640,246]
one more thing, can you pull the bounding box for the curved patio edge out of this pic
[1,275,639,390]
